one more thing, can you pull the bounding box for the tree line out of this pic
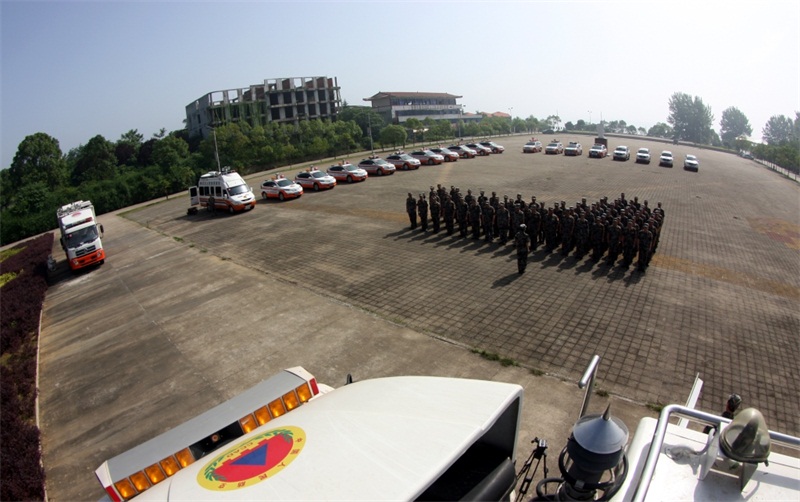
[2,98,797,246]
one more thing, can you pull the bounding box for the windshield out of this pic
[345,165,360,172]
[277,179,293,187]
[638,149,648,154]
[312,171,328,178]
[548,143,559,147]
[65,225,98,248]
[228,184,249,196]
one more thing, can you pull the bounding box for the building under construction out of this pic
[186,76,341,139]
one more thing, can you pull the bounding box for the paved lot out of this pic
[38,134,799,499]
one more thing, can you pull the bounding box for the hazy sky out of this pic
[2,0,798,169]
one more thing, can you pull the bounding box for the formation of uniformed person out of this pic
[402,192,665,274]
[406,193,417,230]
[417,194,428,231]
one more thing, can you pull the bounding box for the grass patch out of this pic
[595,389,609,397]
[499,357,517,367]
[173,236,184,242]
[646,401,665,413]
[0,247,24,262]
[0,271,19,288]
[529,368,544,376]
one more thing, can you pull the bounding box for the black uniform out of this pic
[430,196,441,233]
[418,196,428,231]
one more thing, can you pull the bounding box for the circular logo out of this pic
[198,426,305,491]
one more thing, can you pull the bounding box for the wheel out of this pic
[279,192,285,201]
[377,168,384,176]
[403,163,409,171]
[313,183,320,191]
[346,175,352,183]
[428,159,435,165]
[228,204,234,214]
[262,192,268,200]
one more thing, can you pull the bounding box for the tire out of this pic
[279,192,285,201]
[428,159,434,165]
[403,164,409,171]
[313,183,320,191]
[377,169,384,176]
[228,204,234,214]
[262,192,268,200]
[346,175,352,183]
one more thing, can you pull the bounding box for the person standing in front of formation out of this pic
[515,224,531,274]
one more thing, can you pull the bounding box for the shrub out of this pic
[0,233,52,501]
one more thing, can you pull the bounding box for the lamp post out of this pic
[367,112,374,155]
[508,107,514,134]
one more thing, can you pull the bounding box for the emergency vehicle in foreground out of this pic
[189,168,256,213]
[95,359,799,501]
[57,200,106,271]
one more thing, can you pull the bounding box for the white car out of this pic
[684,154,699,171]
[613,146,630,161]
[635,148,651,164]
[357,157,396,176]
[659,151,674,167]
[260,176,303,201]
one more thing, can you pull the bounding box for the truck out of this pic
[94,360,800,502]
[189,168,256,214]
[56,200,106,271]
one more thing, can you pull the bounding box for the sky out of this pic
[2,0,799,169]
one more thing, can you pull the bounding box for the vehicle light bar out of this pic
[95,367,320,501]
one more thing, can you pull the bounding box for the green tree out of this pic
[626,125,637,135]
[379,125,407,148]
[668,92,714,143]
[71,135,118,184]
[116,129,144,166]
[8,132,68,190]
[719,107,753,147]
[647,122,672,138]
[762,114,794,145]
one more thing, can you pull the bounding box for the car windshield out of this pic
[276,179,293,187]
[229,184,249,196]
[65,225,98,248]
[399,154,413,160]
[592,144,603,148]
[548,143,559,147]
[638,149,648,154]
[345,165,360,171]
[663,152,672,157]
[311,171,328,178]
[616,147,626,151]
[687,155,696,160]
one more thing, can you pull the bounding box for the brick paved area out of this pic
[128,135,799,435]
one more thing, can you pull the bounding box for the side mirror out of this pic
[99,224,104,236]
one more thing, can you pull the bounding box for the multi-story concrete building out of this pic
[363,91,480,125]
[186,76,341,139]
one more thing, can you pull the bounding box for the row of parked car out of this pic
[260,141,507,200]
[523,138,700,171]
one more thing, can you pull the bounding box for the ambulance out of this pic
[56,200,106,270]
[189,168,256,213]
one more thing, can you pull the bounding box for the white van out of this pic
[189,168,256,213]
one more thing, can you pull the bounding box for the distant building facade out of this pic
[186,76,341,139]
[363,91,480,125]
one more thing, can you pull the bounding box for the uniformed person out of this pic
[496,203,510,244]
[406,193,417,229]
[429,194,441,233]
[469,199,482,239]
[515,224,531,274]
[481,201,495,243]
[443,195,456,235]
[637,223,653,272]
[418,194,429,231]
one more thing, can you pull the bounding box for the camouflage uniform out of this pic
[481,202,495,242]
[429,195,441,233]
[496,204,510,244]
[515,225,531,274]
